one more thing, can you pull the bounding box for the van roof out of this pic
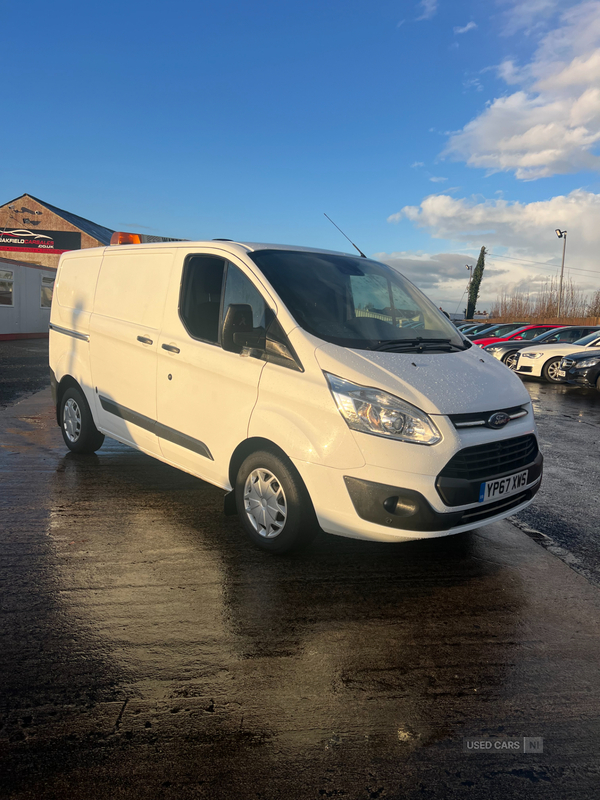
[92,239,358,258]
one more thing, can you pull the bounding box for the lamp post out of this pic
[555,229,567,318]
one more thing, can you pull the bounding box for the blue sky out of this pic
[4,0,600,311]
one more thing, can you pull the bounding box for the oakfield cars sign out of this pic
[0,229,81,254]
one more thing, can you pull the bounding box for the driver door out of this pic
[156,253,269,488]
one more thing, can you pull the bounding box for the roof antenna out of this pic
[324,213,367,258]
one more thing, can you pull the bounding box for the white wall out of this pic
[0,262,56,337]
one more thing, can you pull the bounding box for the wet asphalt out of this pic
[1,342,600,799]
[0,339,51,409]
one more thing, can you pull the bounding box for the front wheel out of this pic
[235,450,319,553]
[60,387,105,453]
[542,357,563,383]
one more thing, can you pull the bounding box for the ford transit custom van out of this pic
[49,237,542,552]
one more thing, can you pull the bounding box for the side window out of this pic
[41,275,55,308]
[519,327,546,340]
[560,329,580,341]
[179,255,226,342]
[0,270,14,306]
[222,264,267,332]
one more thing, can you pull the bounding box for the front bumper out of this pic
[293,429,543,542]
[344,454,542,533]
[563,365,600,387]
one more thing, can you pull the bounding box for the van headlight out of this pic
[324,373,441,445]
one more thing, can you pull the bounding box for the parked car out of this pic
[514,330,600,382]
[558,349,600,390]
[49,235,542,553]
[483,326,600,369]
[473,324,563,348]
[459,322,497,336]
[465,322,527,340]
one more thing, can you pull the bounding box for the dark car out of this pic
[460,321,500,336]
[483,325,600,369]
[465,322,527,340]
[558,349,600,390]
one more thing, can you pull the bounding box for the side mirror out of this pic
[222,303,265,354]
[514,336,523,340]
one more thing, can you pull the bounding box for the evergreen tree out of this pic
[467,246,486,319]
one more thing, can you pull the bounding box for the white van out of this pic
[49,236,543,552]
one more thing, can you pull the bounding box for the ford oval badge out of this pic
[487,412,510,429]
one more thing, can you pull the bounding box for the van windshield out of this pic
[249,250,469,352]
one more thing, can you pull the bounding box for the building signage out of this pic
[0,229,81,254]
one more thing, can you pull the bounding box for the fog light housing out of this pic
[383,495,419,517]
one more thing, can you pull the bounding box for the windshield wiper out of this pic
[371,338,463,353]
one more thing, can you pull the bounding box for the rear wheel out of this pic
[503,351,519,370]
[60,387,105,453]
[542,357,563,383]
[235,450,319,553]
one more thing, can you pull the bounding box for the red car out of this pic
[473,324,566,347]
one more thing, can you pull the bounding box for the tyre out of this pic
[234,450,319,553]
[596,376,600,392]
[542,357,563,383]
[503,351,519,370]
[60,387,105,454]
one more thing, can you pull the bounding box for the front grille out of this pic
[448,405,527,429]
[517,366,532,373]
[439,434,538,482]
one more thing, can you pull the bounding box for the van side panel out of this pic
[50,251,105,418]
[89,249,174,454]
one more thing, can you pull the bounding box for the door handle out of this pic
[162,343,180,354]
[137,335,153,345]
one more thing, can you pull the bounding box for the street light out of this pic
[555,229,567,318]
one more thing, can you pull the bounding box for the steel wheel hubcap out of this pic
[63,398,82,442]
[243,468,287,538]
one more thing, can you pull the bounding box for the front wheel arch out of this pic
[228,437,292,494]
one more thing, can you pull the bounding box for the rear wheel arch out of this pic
[55,375,82,425]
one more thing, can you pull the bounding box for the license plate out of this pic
[479,470,528,503]
[557,369,566,377]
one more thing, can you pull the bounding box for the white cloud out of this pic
[463,77,484,92]
[411,161,425,168]
[454,21,477,34]
[429,176,448,182]
[388,189,600,285]
[500,0,561,37]
[445,1,600,179]
[371,250,510,309]
[416,0,437,22]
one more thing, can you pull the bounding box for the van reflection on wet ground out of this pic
[2,393,600,799]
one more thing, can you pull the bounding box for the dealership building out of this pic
[0,194,114,339]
